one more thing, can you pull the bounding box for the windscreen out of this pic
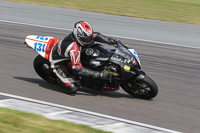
[114,43,133,61]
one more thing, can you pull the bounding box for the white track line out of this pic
[0,92,182,133]
[0,19,199,50]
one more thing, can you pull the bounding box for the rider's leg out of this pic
[53,67,79,96]
[49,44,79,95]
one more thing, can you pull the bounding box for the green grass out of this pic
[5,0,200,25]
[0,107,110,133]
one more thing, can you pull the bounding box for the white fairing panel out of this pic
[25,35,54,58]
[128,49,141,67]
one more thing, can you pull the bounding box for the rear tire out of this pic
[33,55,58,85]
[121,76,158,99]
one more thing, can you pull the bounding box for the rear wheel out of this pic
[33,55,58,85]
[121,76,158,99]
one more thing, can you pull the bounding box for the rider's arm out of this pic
[93,32,117,46]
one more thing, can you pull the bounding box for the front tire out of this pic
[33,55,58,85]
[121,76,158,99]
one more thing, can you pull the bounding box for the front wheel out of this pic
[121,76,158,99]
[33,55,58,85]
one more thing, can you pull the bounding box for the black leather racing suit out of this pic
[49,32,115,94]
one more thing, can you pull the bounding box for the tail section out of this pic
[25,35,60,60]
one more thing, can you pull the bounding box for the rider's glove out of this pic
[108,38,118,47]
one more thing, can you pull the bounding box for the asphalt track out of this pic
[0,21,200,133]
[1,0,200,48]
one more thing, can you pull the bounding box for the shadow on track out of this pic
[13,77,134,99]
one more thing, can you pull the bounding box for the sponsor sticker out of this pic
[132,59,136,65]
[36,36,49,41]
[124,65,130,71]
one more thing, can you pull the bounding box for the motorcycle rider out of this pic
[49,21,118,96]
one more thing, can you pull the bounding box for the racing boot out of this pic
[53,67,79,96]
[65,83,79,96]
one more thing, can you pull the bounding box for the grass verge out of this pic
[0,107,110,133]
[5,0,200,25]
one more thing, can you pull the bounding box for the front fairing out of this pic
[109,42,141,81]
[110,42,140,69]
[114,43,133,62]
[128,49,141,69]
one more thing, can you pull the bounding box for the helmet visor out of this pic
[79,35,93,44]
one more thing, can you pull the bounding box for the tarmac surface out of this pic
[1,0,200,48]
[0,21,200,133]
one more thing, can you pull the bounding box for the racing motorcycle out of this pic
[24,35,158,99]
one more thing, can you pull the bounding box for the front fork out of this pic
[118,70,146,85]
[135,70,146,80]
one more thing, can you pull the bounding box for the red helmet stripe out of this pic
[79,21,92,33]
